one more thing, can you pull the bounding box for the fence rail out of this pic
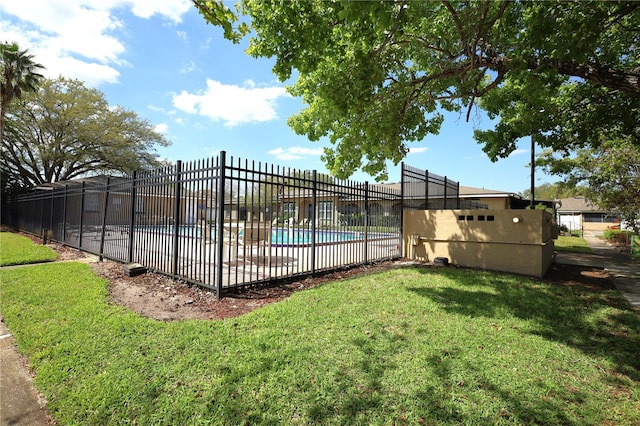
[4,152,405,297]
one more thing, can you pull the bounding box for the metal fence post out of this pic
[79,181,86,248]
[425,170,430,210]
[62,185,68,245]
[444,176,448,209]
[48,188,54,241]
[364,181,369,264]
[215,151,226,299]
[172,161,183,278]
[400,163,405,257]
[128,171,137,263]
[311,170,317,275]
[99,177,111,261]
[39,190,45,239]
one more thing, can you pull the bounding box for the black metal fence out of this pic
[401,163,461,210]
[3,151,404,297]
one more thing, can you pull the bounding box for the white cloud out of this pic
[154,123,169,133]
[510,149,528,156]
[126,0,191,23]
[179,60,199,74]
[409,147,428,154]
[173,79,289,127]
[268,146,323,161]
[0,0,191,87]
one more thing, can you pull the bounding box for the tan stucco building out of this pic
[403,209,556,278]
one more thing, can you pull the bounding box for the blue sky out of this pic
[0,0,557,193]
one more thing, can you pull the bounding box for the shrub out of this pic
[604,229,633,245]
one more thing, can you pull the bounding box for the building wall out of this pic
[583,222,616,232]
[479,198,509,210]
[558,212,619,233]
[403,209,555,278]
[558,213,582,233]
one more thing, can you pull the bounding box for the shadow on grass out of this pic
[305,325,404,423]
[414,350,583,425]
[409,267,640,382]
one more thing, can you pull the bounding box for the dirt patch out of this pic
[543,263,616,291]
[15,230,88,262]
[94,260,405,321]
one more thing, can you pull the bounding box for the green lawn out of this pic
[1,230,639,425]
[0,231,58,266]
[2,255,639,425]
[554,235,593,253]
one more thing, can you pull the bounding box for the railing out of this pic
[3,152,402,298]
[401,163,460,210]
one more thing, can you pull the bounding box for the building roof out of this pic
[458,185,523,199]
[377,183,522,199]
[557,197,605,213]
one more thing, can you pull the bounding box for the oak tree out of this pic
[541,138,640,234]
[2,77,169,189]
[195,0,640,181]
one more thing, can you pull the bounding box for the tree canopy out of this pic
[541,138,640,234]
[520,182,581,202]
[2,77,169,189]
[195,0,639,181]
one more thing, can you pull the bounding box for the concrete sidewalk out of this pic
[0,317,50,425]
[555,230,640,308]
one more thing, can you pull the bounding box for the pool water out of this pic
[137,225,362,245]
[272,228,360,245]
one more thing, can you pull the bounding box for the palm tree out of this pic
[0,42,45,144]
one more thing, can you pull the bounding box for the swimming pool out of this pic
[272,228,361,246]
[136,225,364,246]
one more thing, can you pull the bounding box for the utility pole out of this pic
[530,133,535,208]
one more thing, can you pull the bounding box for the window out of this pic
[283,202,296,218]
[583,213,618,223]
[318,201,333,221]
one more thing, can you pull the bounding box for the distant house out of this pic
[557,196,619,232]
[457,185,531,210]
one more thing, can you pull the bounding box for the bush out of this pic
[604,229,633,245]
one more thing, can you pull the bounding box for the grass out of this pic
[555,235,593,253]
[1,242,639,424]
[0,231,58,266]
